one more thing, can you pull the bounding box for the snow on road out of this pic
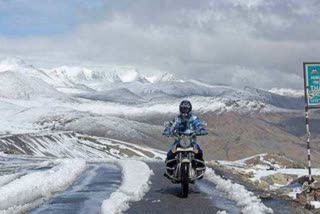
[0,172,24,187]
[101,160,153,214]
[205,168,273,214]
[0,159,86,214]
[31,164,121,214]
[0,156,154,214]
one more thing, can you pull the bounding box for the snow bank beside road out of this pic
[101,160,153,214]
[0,159,86,213]
[205,168,273,214]
[0,172,24,187]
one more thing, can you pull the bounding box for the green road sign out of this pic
[304,63,320,107]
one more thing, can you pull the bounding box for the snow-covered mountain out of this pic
[0,58,180,89]
[145,72,177,83]
[46,67,179,87]
[268,88,304,97]
[0,57,58,86]
[0,57,304,112]
[0,71,60,99]
[77,81,303,111]
[0,58,62,99]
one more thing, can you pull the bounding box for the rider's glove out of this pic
[162,129,171,137]
[199,129,208,135]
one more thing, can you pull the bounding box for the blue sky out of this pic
[0,0,107,36]
[1,0,320,89]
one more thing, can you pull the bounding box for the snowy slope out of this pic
[80,81,303,111]
[268,88,304,97]
[0,57,57,86]
[145,72,177,83]
[78,88,147,104]
[45,66,165,89]
[42,66,94,89]
[116,69,149,83]
[0,132,166,160]
[0,71,61,99]
[0,58,93,90]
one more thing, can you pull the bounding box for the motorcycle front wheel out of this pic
[181,162,189,198]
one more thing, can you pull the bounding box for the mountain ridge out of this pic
[0,57,304,113]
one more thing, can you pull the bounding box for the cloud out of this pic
[1,0,320,89]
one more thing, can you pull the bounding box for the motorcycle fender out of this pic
[181,158,190,164]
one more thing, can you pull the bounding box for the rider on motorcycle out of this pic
[163,100,207,170]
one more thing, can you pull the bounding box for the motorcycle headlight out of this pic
[180,136,191,148]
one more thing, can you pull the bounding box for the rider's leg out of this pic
[165,142,178,178]
[166,141,178,159]
[166,141,178,168]
[193,143,205,179]
[194,143,204,161]
[167,149,175,160]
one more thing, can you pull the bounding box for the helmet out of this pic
[179,100,192,115]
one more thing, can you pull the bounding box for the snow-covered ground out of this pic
[0,132,166,160]
[0,172,24,187]
[205,168,273,214]
[0,159,86,213]
[218,154,318,183]
[216,153,320,202]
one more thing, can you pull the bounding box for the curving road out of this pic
[28,162,302,214]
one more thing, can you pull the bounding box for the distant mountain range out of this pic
[0,57,304,112]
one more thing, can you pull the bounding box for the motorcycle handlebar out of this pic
[174,131,206,137]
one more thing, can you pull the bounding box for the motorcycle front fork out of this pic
[176,153,193,179]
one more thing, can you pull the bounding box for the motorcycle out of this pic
[164,127,207,198]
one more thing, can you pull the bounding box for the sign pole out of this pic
[303,62,320,185]
[303,62,313,185]
[305,106,312,185]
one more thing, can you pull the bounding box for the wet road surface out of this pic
[126,162,239,214]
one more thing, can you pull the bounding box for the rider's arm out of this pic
[163,116,178,136]
[191,115,207,135]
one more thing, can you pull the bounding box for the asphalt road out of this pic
[126,162,306,214]
[126,162,239,214]
[29,161,304,214]
[31,163,121,214]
